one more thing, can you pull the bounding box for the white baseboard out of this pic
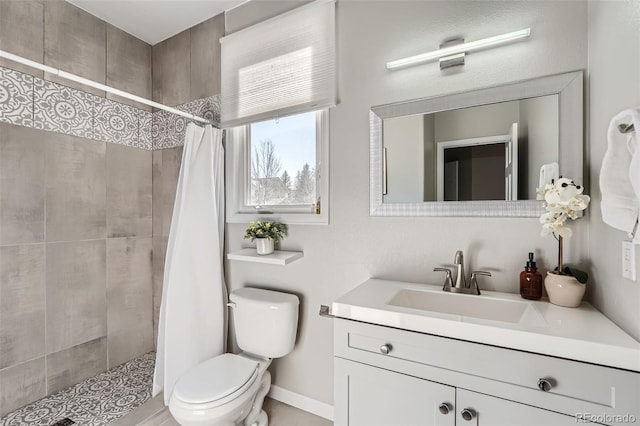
[267,385,334,421]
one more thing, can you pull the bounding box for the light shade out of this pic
[386,28,531,70]
[220,0,336,128]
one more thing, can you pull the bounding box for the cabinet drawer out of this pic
[335,318,640,423]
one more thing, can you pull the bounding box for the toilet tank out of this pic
[230,287,299,358]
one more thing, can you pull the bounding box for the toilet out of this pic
[169,287,299,426]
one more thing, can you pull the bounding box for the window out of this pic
[220,0,336,127]
[221,0,335,224]
[226,109,329,224]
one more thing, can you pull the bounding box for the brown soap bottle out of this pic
[520,252,543,300]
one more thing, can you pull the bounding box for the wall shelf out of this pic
[226,248,304,265]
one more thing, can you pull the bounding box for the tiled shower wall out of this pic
[0,123,154,417]
[0,1,154,417]
[0,0,225,417]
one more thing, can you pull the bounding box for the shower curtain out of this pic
[153,123,226,405]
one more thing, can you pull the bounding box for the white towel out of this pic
[599,108,640,234]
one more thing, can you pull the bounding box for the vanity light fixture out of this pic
[386,28,531,70]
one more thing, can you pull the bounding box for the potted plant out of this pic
[244,220,287,255]
[537,177,590,307]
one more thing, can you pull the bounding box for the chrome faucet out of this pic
[434,250,492,295]
[453,250,466,289]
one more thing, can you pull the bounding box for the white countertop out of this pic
[332,278,640,372]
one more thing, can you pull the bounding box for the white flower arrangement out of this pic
[536,177,590,282]
[537,177,590,239]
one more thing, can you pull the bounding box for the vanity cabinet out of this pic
[454,389,577,426]
[335,357,456,426]
[334,318,640,426]
[335,358,575,426]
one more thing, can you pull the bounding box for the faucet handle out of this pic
[470,271,492,295]
[434,268,453,291]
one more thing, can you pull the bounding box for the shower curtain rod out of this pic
[0,49,211,124]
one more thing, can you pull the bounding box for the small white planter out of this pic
[544,272,586,308]
[255,238,275,255]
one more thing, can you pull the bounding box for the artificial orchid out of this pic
[537,177,590,239]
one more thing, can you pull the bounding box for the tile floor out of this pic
[0,351,331,426]
[0,352,155,426]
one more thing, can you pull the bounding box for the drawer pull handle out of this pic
[537,378,555,392]
[461,408,476,421]
[438,402,452,415]
[379,343,392,354]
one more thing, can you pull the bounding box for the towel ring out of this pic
[618,123,635,133]
[629,221,640,244]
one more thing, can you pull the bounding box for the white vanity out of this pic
[331,279,640,425]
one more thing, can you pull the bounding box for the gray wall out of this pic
[587,0,640,341]
[0,0,153,416]
[225,0,589,405]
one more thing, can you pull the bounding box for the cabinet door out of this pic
[335,357,456,426]
[456,389,578,426]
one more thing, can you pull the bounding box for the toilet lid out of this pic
[172,353,259,404]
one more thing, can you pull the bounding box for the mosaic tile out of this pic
[33,79,93,139]
[138,110,153,150]
[0,66,34,127]
[0,352,155,426]
[152,94,220,150]
[2,65,221,151]
[178,94,221,127]
[94,97,138,145]
[152,109,187,150]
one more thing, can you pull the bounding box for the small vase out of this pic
[544,272,585,308]
[255,238,274,255]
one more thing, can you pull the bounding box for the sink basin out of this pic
[388,289,529,323]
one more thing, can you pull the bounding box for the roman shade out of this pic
[220,0,336,128]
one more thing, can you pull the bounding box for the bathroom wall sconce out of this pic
[386,28,531,71]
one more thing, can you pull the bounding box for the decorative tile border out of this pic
[151,109,184,150]
[94,97,138,145]
[0,66,221,151]
[138,110,153,151]
[153,94,221,150]
[0,66,34,127]
[34,78,94,139]
[0,352,155,426]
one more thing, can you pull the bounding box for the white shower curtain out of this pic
[153,123,227,405]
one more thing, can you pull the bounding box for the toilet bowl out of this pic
[170,353,271,426]
[169,288,299,426]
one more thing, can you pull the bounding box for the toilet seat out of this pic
[171,353,259,410]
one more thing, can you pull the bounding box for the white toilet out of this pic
[169,287,299,426]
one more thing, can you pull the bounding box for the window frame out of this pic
[226,109,330,225]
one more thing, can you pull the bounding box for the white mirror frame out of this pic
[369,70,583,217]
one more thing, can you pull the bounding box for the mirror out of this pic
[370,71,583,217]
[383,96,558,202]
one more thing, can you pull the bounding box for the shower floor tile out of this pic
[0,352,155,426]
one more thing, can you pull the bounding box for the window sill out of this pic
[226,211,328,225]
[226,248,304,265]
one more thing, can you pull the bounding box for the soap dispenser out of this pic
[520,252,543,300]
